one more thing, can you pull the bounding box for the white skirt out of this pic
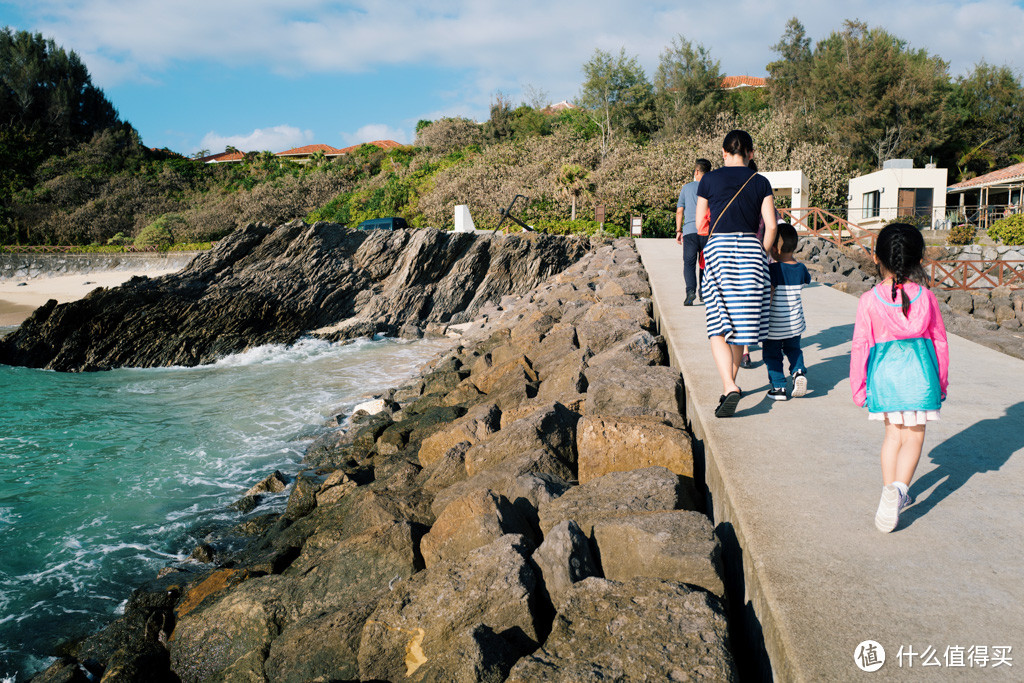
[869,410,940,426]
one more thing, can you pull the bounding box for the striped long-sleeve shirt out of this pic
[766,261,811,340]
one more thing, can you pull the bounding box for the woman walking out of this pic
[696,130,778,417]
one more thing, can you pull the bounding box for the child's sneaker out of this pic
[740,353,752,369]
[791,370,808,398]
[767,386,788,401]
[898,489,913,512]
[874,484,901,533]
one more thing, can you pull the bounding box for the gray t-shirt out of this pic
[676,180,699,236]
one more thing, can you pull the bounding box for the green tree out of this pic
[653,35,724,137]
[577,48,655,155]
[950,62,1024,178]
[766,18,813,114]
[804,20,954,171]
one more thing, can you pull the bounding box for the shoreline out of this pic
[0,270,180,326]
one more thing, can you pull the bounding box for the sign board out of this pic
[630,215,642,237]
[595,204,606,223]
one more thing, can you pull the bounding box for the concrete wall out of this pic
[848,166,949,228]
[0,252,198,281]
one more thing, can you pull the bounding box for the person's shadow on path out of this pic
[901,401,1024,527]
[734,322,855,416]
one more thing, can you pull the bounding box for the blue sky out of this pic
[2,1,1023,156]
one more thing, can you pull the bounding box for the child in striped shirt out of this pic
[764,223,811,400]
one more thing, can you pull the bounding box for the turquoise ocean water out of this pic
[0,331,449,681]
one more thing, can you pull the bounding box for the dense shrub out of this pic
[987,214,1024,246]
[946,223,976,245]
[135,213,182,248]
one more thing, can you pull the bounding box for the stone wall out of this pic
[0,252,198,280]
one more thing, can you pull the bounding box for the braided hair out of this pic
[875,223,927,317]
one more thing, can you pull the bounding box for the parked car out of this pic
[357,217,409,231]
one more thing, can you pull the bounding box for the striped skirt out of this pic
[701,233,770,344]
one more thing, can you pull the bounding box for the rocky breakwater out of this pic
[34,239,737,682]
[0,221,590,371]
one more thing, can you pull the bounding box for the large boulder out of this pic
[358,534,542,682]
[584,364,683,417]
[538,466,692,535]
[505,577,737,682]
[532,520,600,609]
[576,414,696,484]
[592,511,724,597]
[420,489,535,567]
[464,402,580,477]
[431,452,573,519]
[417,403,501,467]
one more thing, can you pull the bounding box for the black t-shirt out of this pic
[697,166,774,235]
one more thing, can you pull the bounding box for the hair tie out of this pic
[893,282,903,290]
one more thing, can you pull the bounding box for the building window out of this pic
[863,191,880,219]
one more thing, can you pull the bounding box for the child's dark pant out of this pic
[762,335,805,389]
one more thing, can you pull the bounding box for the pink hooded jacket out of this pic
[850,281,949,408]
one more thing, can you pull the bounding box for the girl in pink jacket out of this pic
[850,223,949,533]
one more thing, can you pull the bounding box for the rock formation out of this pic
[0,221,590,371]
[32,238,737,682]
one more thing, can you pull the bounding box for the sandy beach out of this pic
[0,269,180,326]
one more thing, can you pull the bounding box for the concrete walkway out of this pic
[636,239,1024,681]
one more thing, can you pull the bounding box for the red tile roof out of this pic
[948,162,1024,190]
[199,150,246,163]
[720,75,767,89]
[277,140,403,157]
[276,143,345,156]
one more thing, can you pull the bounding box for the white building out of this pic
[847,160,948,229]
[760,170,809,222]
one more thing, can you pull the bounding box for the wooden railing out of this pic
[778,207,877,256]
[0,245,160,254]
[777,208,1023,291]
[926,260,1024,290]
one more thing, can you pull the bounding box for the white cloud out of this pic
[340,124,411,146]
[197,125,314,154]
[13,0,1024,95]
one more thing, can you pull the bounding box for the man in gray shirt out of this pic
[675,158,712,306]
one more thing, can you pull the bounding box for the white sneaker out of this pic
[791,370,807,398]
[875,484,901,533]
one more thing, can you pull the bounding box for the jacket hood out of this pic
[869,282,934,338]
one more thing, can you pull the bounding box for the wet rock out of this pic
[358,534,541,682]
[284,471,321,520]
[592,510,724,597]
[506,577,736,682]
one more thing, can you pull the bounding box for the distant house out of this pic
[720,76,767,90]
[947,162,1024,228]
[847,160,948,229]
[199,150,246,164]
[542,100,576,114]
[199,140,403,165]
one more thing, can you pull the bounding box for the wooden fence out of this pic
[0,245,160,254]
[778,208,1023,291]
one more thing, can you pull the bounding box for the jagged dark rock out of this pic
[0,221,591,371]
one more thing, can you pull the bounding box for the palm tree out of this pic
[558,164,592,221]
